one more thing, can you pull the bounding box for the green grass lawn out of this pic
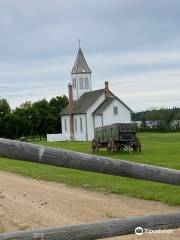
[0,132,180,206]
[36,132,180,170]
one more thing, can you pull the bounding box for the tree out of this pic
[0,99,11,137]
[133,107,180,132]
[32,99,54,139]
[49,95,68,132]
[0,96,69,139]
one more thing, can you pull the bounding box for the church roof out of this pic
[93,95,132,114]
[61,89,132,116]
[71,48,91,74]
[92,97,115,115]
[60,89,104,115]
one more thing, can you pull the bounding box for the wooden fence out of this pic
[0,138,179,185]
[0,138,179,239]
[0,212,180,240]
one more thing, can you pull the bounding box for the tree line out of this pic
[1,98,179,140]
[132,107,180,131]
[0,96,68,140]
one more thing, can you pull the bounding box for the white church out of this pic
[58,47,132,141]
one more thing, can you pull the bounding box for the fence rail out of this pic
[0,138,180,239]
[0,138,179,185]
[0,212,180,240]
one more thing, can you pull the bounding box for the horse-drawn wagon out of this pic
[92,123,141,152]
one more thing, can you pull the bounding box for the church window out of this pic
[75,118,77,132]
[79,77,84,89]
[84,78,89,89]
[64,118,67,132]
[73,78,76,89]
[113,106,118,115]
[80,117,83,132]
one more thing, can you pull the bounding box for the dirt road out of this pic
[0,171,179,239]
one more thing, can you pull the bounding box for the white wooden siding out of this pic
[102,98,131,125]
[74,114,87,141]
[61,115,70,140]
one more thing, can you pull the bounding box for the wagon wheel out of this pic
[106,140,112,152]
[111,139,116,152]
[132,141,138,152]
[137,138,142,152]
[119,144,124,151]
[107,139,115,153]
[115,143,121,151]
[132,137,142,152]
[126,144,132,153]
[92,139,99,153]
[92,139,96,152]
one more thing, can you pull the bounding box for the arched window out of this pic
[84,78,89,89]
[73,78,76,89]
[79,77,84,89]
[80,117,83,132]
[64,118,67,132]
[75,118,77,132]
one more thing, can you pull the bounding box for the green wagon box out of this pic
[92,123,141,152]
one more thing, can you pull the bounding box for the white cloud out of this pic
[1,50,180,111]
[88,50,180,67]
[108,68,180,111]
[0,0,180,111]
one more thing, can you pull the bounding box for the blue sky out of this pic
[0,0,180,111]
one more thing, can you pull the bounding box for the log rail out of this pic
[0,138,179,239]
[0,138,179,185]
[0,212,180,240]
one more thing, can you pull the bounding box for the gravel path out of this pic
[0,171,179,239]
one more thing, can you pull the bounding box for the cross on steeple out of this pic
[71,45,92,100]
[77,39,82,48]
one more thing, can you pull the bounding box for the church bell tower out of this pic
[71,48,92,100]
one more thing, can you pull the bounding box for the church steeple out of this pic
[71,48,91,74]
[71,48,92,100]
